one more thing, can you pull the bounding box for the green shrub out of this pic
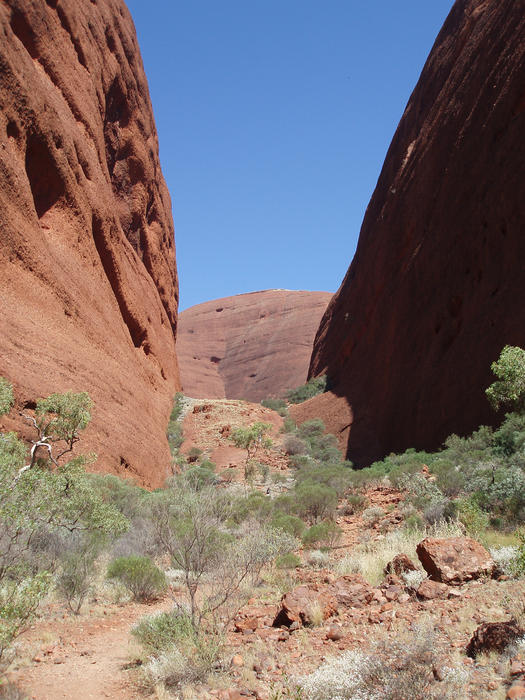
[271,513,306,538]
[286,375,328,404]
[345,493,367,514]
[261,398,288,416]
[275,553,301,570]
[107,556,167,602]
[0,378,14,417]
[167,393,185,454]
[294,481,338,523]
[56,545,97,614]
[283,435,307,456]
[302,521,342,549]
[281,417,297,433]
[132,609,195,654]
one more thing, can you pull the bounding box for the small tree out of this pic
[230,422,272,481]
[486,345,525,413]
[0,379,128,666]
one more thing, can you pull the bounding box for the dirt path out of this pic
[12,599,170,700]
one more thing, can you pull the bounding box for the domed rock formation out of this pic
[0,0,180,486]
[177,290,332,402]
[309,0,525,465]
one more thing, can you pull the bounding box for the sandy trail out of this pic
[13,599,170,700]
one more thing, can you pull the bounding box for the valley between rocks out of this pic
[9,398,525,700]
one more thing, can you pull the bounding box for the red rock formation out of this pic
[309,0,525,465]
[177,290,332,402]
[0,0,179,487]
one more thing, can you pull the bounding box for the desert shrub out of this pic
[298,625,467,699]
[0,379,14,416]
[397,473,445,512]
[230,422,272,481]
[0,682,27,700]
[132,608,195,655]
[56,542,98,614]
[361,506,385,526]
[151,484,295,630]
[302,521,341,550]
[111,515,160,559]
[343,493,367,514]
[231,490,272,524]
[272,513,306,538]
[456,497,490,538]
[0,573,50,669]
[166,393,185,454]
[490,545,521,577]
[286,375,327,404]
[107,556,167,602]
[297,419,325,441]
[492,412,525,457]
[275,553,301,570]
[307,550,329,569]
[515,528,525,577]
[401,569,427,591]
[182,462,217,491]
[261,398,288,416]
[294,482,338,523]
[281,417,297,434]
[283,435,307,456]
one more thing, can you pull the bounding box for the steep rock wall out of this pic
[178,290,332,402]
[309,0,525,465]
[0,0,180,487]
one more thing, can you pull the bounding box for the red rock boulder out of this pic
[466,621,524,658]
[272,575,374,628]
[272,584,338,628]
[416,537,494,585]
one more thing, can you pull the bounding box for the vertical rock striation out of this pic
[309,0,525,465]
[0,0,180,486]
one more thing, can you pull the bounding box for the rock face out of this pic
[416,537,494,585]
[0,0,179,486]
[309,0,525,465]
[177,290,332,402]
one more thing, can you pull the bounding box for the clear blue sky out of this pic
[126,1,455,311]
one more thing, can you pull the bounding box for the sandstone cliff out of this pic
[178,291,332,402]
[309,0,525,465]
[0,0,180,486]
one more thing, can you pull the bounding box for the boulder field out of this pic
[0,0,180,486]
[308,0,525,465]
[177,290,332,402]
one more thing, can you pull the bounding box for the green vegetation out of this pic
[107,555,167,602]
[166,392,185,456]
[0,379,127,668]
[230,421,273,480]
[486,345,525,412]
[285,375,328,404]
[350,346,525,540]
[261,398,288,416]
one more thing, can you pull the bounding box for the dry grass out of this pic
[335,520,463,585]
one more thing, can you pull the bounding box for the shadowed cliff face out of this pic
[309,0,525,466]
[177,290,332,402]
[0,0,180,487]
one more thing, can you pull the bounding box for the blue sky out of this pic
[126,1,455,310]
